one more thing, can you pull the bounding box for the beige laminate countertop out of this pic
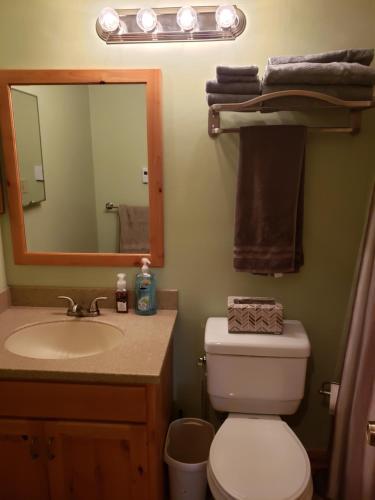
[0,307,177,385]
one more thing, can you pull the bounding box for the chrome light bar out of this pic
[96,5,246,44]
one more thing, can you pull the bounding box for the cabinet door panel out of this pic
[0,419,49,500]
[45,421,148,500]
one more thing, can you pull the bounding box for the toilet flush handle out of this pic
[197,355,206,367]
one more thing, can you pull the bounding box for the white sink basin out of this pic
[4,320,124,360]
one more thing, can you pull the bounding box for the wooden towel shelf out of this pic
[208,90,375,137]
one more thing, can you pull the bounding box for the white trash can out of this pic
[164,418,215,500]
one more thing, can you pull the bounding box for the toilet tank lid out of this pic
[205,318,311,357]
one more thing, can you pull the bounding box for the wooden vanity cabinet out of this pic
[0,348,171,500]
[45,421,149,500]
[0,419,49,500]
[0,419,149,500]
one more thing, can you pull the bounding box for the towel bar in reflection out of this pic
[105,202,119,210]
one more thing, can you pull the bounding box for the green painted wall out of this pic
[19,85,98,252]
[88,84,148,253]
[0,0,375,449]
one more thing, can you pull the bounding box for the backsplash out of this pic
[0,288,10,313]
[9,286,178,310]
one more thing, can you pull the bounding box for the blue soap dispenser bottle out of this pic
[135,257,157,316]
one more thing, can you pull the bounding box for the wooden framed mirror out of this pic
[0,69,163,266]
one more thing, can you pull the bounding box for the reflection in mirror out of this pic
[11,84,149,254]
[11,89,46,208]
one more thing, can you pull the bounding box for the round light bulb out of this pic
[215,5,238,29]
[136,7,157,32]
[98,7,120,33]
[176,6,198,32]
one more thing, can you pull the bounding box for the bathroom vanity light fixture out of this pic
[136,7,158,32]
[215,4,238,29]
[176,6,198,32]
[98,7,120,33]
[96,5,246,43]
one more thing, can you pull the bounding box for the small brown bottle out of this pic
[116,273,128,313]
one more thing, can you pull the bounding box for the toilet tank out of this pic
[205,318,311,415]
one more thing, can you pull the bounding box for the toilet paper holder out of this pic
[320,381,340,415]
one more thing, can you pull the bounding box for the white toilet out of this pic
[205,318,313,500]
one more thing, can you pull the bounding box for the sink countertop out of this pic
[0,307,177,385]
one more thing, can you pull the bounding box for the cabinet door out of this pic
[0,419,49,500]
[45,421,149,500]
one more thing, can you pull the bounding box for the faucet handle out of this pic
[89,297,108,315]
[57,296,77,311]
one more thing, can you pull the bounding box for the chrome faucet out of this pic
[57,296,108,317]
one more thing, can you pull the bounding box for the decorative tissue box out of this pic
[228,296,283,334]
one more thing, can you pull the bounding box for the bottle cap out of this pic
[141,257,151,274]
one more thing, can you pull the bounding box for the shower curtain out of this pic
[328,186,375,499]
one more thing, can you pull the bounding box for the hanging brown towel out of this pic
[234,125,306,274]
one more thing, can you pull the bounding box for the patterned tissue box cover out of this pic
[228,296,283,334]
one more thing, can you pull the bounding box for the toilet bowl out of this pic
[204,318,313,500]
[207,414,313,500]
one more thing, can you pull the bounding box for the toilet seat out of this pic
[208,414,313,500]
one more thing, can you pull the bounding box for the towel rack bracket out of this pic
[349,109,362,135]
[208,108,221,138]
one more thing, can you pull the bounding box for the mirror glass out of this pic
[10,83,149,254]
[11,89,46,208]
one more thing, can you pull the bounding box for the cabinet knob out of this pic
[197,355,206,367]
[47,437,56,460]
[29,436,39,460]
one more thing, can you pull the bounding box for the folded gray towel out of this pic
[206,80,261,94]
[263,62,375,86]
[217,65,259,77]
[268,48,374,66]
[217,74,260,83]
[262,84,374,102]
[207,94,260,106]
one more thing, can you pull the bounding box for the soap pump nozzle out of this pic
[117,273,127,291]
[141,257,151,274]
